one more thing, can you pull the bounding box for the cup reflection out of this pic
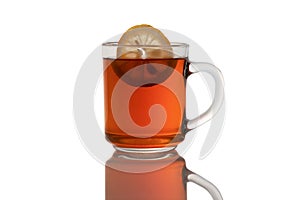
[105,150,222,200]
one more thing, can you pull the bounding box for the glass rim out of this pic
[102,42,189,48]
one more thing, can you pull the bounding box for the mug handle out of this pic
[187,170,223,200]
[186,62,225,130]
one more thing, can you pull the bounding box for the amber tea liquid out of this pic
[104,58,187,149]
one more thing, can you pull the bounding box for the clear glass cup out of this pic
[102,42,224,152]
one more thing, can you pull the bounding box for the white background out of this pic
[1,0,300,199]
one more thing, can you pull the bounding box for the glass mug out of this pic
[106,150,223,200]
[103,42,224,152]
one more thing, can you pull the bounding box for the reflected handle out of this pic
[187,62,224,130]
[187,170,223,200]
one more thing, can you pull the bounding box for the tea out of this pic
[103,58,187,149]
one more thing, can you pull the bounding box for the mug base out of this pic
[114,146,176,153]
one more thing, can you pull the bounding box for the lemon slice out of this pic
[117,24,173,59]
[112,25,176,87]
